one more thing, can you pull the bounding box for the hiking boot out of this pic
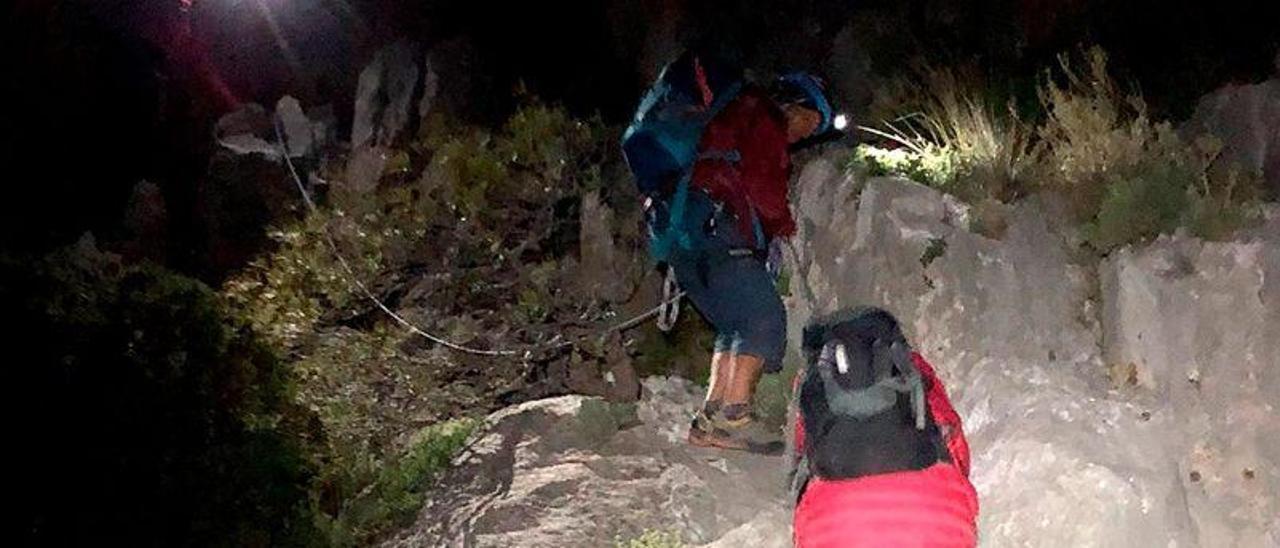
[687,406,784,455]
[686,407,717,446]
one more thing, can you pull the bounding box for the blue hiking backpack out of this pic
[622,51,744,263]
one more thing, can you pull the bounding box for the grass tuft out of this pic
[615,529,688,548]
[852,46,1266,251]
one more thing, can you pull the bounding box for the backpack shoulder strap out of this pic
[658,172,692,257]
[648,82,745,260]
[789,453,812,507]
[818,340,928,430]
[888,341,928,430]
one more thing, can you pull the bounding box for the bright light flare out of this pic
[833,113,849,131]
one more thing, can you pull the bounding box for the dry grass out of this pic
[856,46,1264,251]
[856,66,1036,202]
[1037,47,1264,249]
[1036,47,1167,217]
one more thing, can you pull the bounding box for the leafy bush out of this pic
[1085,151,1194,252]
[429,103,608,226]
[234,101,616,365]
[615,529,688,548]
[7,239,320,547]
[224,103,628,545]
[1039,48,1264,251]
[223,213,363,350]
[847,143,961,189]
[321,419,477,546]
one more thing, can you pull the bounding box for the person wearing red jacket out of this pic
[679,69,832,453]
[789,308,979,547]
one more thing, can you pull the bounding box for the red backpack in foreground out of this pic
[788,308,977,547]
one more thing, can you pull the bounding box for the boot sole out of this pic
[687,427,784,455]
[688,427,749,450]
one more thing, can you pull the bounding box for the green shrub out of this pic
[7,241,320,547]
[615,529,688,548]
[431,129,511,220]
[847,143,961,189]
[631,301,717,382]
[1085,153,1194,252]
[856,46,1266,250]
[1036,48,1264,250]
[322,419,477,547]
[224,103,623,546]
[855,66,1036,202]
[920,237,949,267]
[1183,137,1268,241]
[225,103,615,353]
[1037,46,1162,218]
[223,213,362,350]
[1185,180,1262,241]
[430,103,609,226]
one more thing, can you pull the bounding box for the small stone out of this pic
[1139,410,1152,422]
[1189,470,1202,483]
[1242,468,1255,480]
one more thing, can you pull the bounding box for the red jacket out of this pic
[692,87,797,241]
[792,353,978,547]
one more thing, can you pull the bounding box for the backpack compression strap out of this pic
[817,341,927,430]
[649,80,744,261]
[789,452,812,506]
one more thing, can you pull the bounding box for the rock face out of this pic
[387,377,789,548]
[1103,236,1280,546]
[274,96,318,157]
[787,153,1098,383]
[352,40,421,151]
[577,190,633,303]
[1184,78,1280,198]
[214,96,323,158]
[420,37,482,123]
[785,150,1278,546]
[215,102,277,157]
[344,40,430,194]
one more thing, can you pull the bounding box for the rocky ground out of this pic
[390,152,1280,546]
[385,377,792,547]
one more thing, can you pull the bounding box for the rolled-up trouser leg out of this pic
[673,249,787,375]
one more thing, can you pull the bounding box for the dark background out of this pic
[3,0,1278,271]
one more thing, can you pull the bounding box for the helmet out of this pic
[776,72,834,136]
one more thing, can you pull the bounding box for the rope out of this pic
[270,116,683,358]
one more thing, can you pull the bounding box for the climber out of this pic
[622,50,836,453]
[787,307,978,547]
